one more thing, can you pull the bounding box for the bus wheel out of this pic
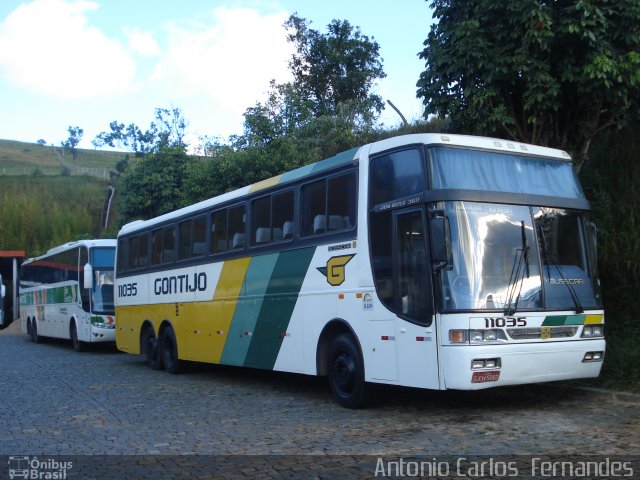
[26,317,32,337]
[327,333,370,408]
[160,326,183,374]
[31,319,41,344]
[141,327,162,370]
[70,321,85,352]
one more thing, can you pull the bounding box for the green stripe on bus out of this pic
[542,314,585,326]
[279,147,358,184]
[243,247,316,370]
[220,253,279,366]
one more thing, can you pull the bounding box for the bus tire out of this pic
[141,327,162,370]
[327,333,370,408]
[160,326,183,374]
[70,321,86,352]
[31,319,42,343]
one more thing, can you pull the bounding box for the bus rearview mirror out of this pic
[83,263,94,290]
[430,213,451,271]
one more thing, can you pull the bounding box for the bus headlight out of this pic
[581,325,604,338]
[469,329,507,344]
[450,329,507,344]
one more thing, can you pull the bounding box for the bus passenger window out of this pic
[211,210,228,253]
[152,226,176,265]
[273,191,294,241]
[228,205,246,250]
[252,197,271,245]
[302,173,356,236]
[179,215,207,260]
[328,173,356,230]
[129,234,148,269]
[302,180,326,236]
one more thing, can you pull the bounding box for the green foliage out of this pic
[285,14,386,120]
[118,147,189,221]
[60,126,84,161]
[580,120,640,390]
[93,107,188,155]
[417,0,640,170]
[0,176,109,256]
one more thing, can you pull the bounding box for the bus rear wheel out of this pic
[30,319,41,344]
[141,327,162,370]
[160,326,183,374]
[70,321,86,352]
[327,333,370,408]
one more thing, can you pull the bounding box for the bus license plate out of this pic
[472,371,500,383]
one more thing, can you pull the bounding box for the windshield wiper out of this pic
[537,223,584,314]
[504,221,530,316]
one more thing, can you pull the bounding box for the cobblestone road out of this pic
[1,323,638,478]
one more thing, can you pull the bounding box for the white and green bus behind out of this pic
[20,240,117,351]
[115,134,604,408]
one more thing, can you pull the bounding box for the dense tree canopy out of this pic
[286,14,387,119]
[417,0,640,170]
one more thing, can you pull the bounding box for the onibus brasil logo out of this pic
[8,456,73,479]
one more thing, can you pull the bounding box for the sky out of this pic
[0,0,434,150]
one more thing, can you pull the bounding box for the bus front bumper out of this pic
[441,339,606,390]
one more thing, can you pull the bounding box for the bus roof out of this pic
[21,239,117,266]
[118,146,361,236]
[367,133,572,161]
[118,134,573,237]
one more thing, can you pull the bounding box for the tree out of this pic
[93,107,188,155]
[118,147,189,221]
[417,0,640,171]
[235,15,386,150]
[234,81,314,149]
[61,126,84,161]
[285,14,387,120]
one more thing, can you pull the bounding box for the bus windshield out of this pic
[438,202,601,312]
[90,247,115,314]
[428,146,585,199]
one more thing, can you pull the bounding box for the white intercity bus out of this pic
[0,274,5,327]
[115,134,604,407]
[20,240,117,350]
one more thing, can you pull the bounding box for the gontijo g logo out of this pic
[317,254,355,286]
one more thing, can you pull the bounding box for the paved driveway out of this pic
[1,322,637,478]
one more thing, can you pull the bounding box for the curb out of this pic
[572,386,640,404]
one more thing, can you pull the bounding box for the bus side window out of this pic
[180,215,207,260]
[272,190,294,242]
[328,173,356,230]
[151,226,176,265]
[302,180,326,236]
[211,210,228,253]
[302,172,355,237]
[129,234,149,269]
[228,205,246,250]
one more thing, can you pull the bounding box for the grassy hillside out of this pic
[0,176,118,256]
[0,139,127,176]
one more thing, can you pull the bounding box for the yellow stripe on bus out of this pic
[584,314,603,324]
[249,174,282,193]
[181,258,251,363]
